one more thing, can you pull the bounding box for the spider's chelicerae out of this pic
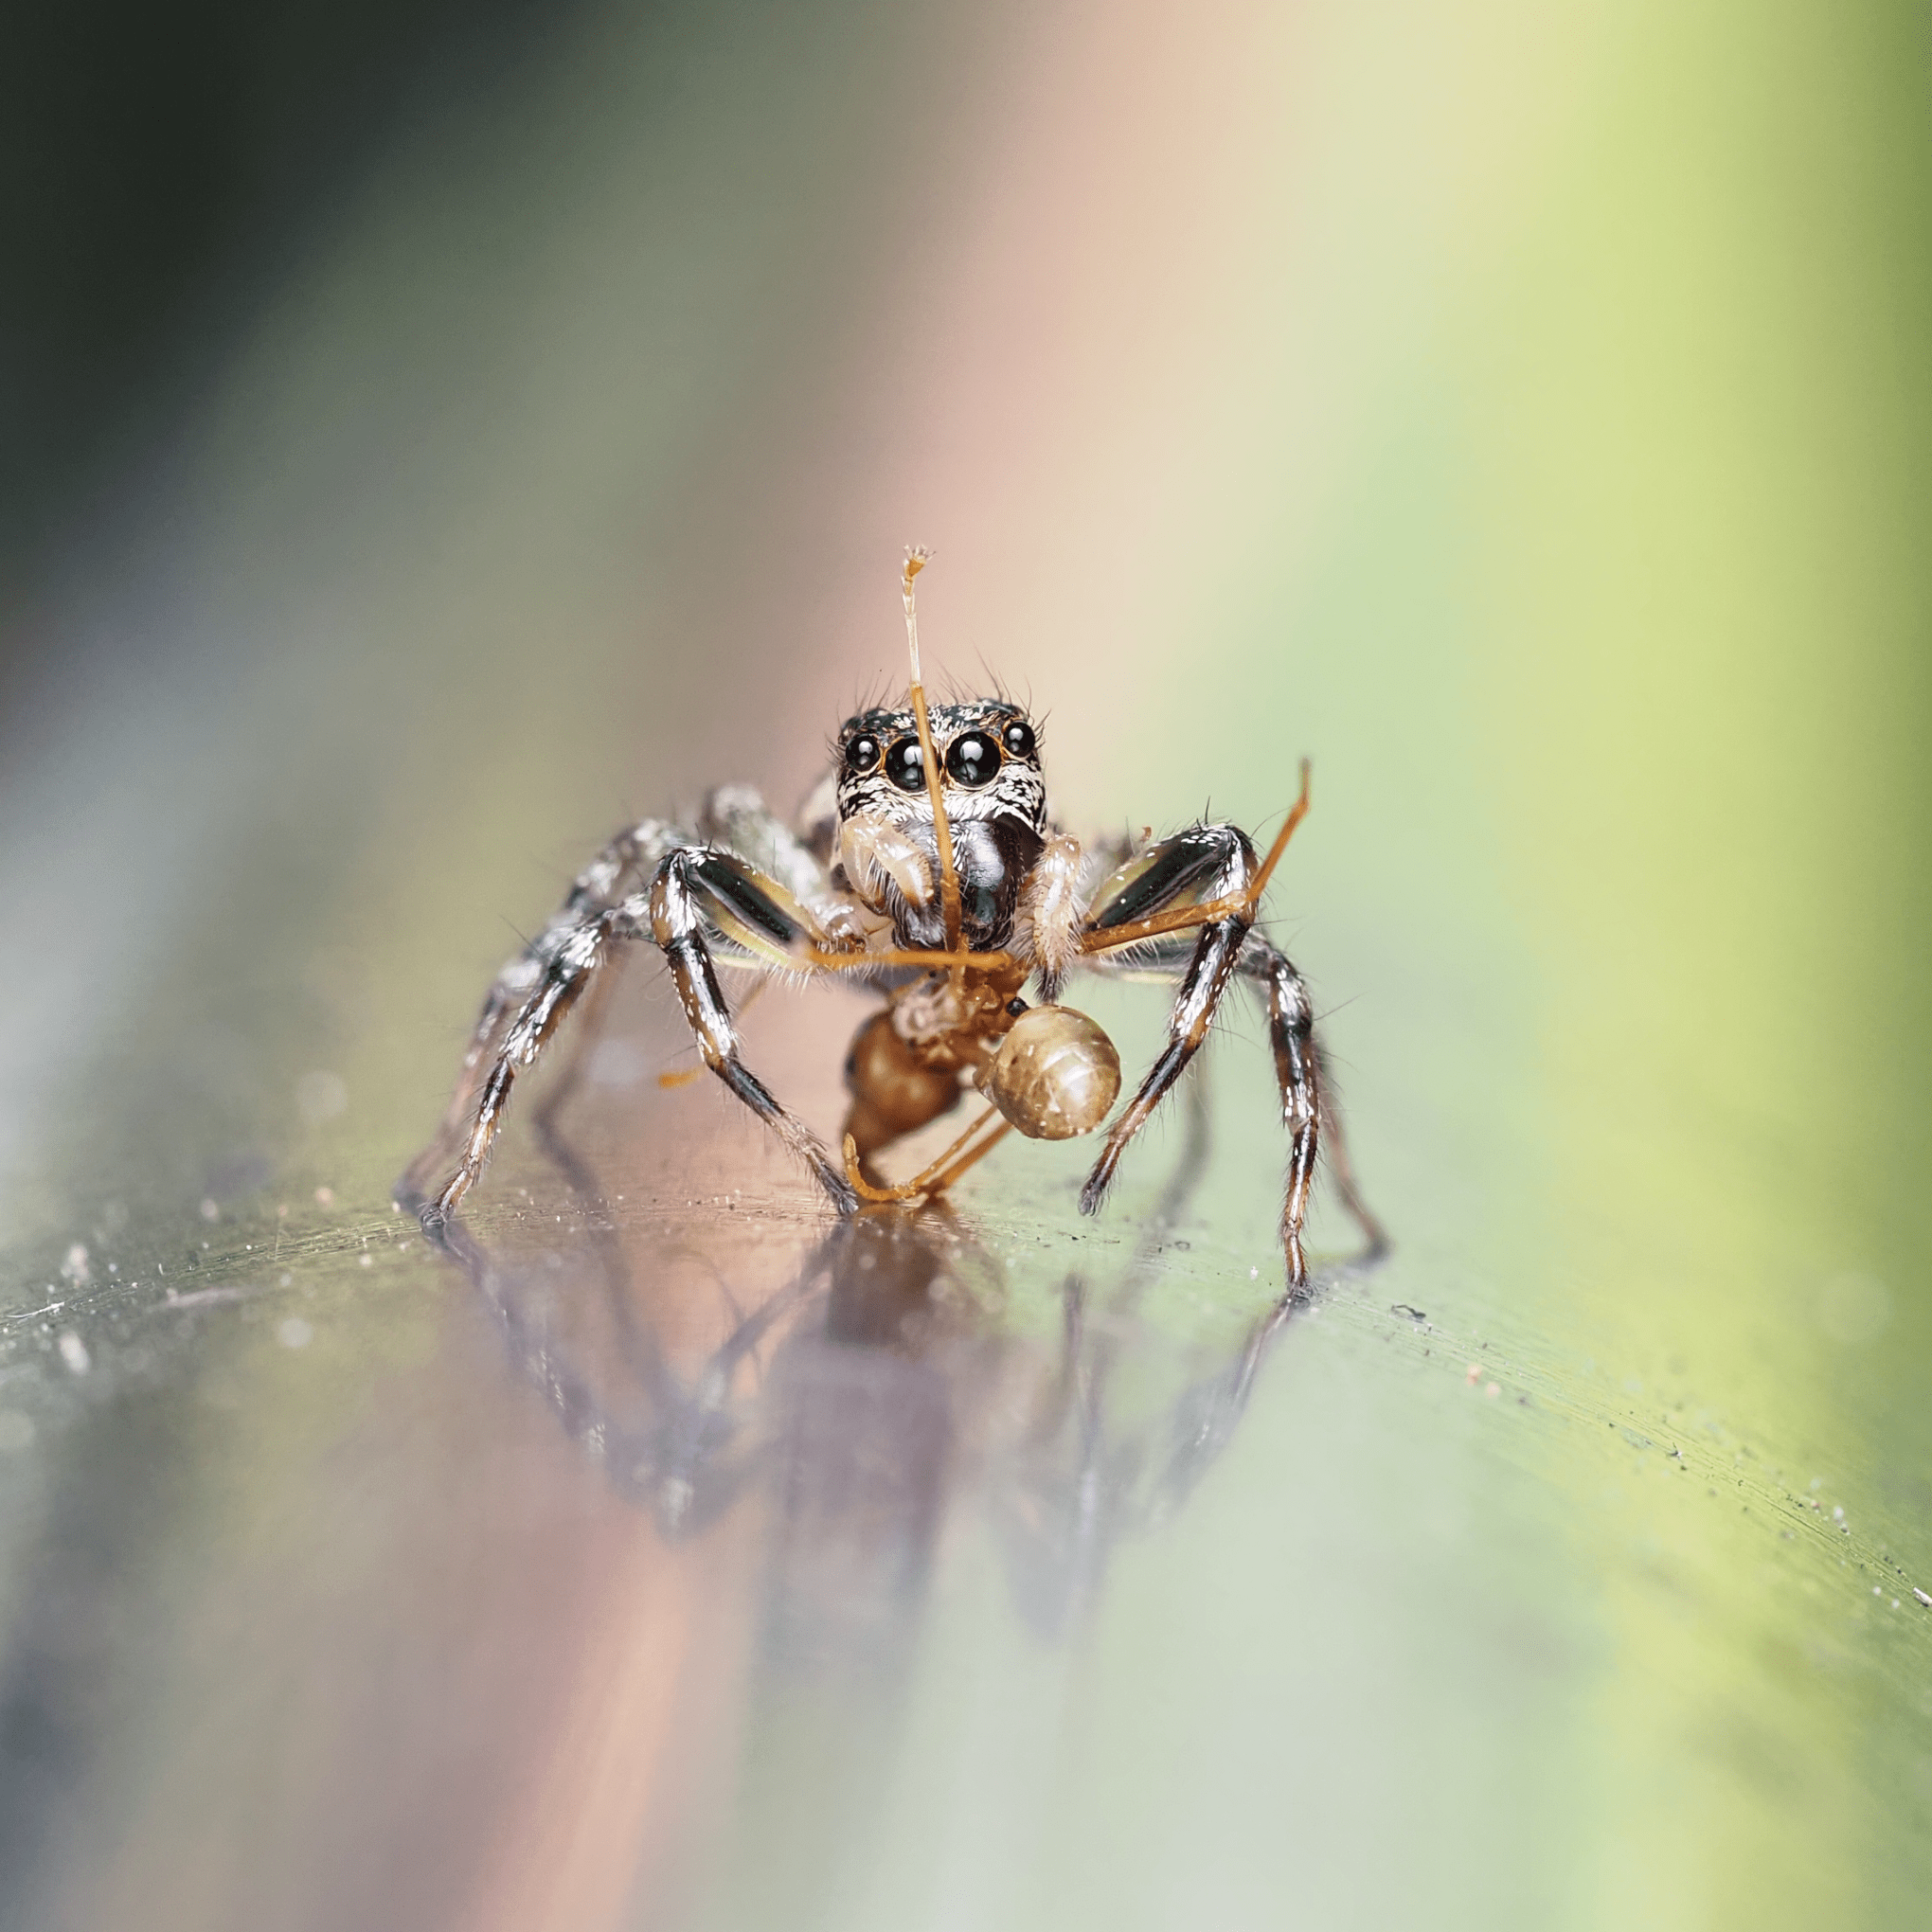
[401,553,1384,1292]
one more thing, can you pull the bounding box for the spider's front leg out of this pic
[1078,821,1341,1292]
[402,835,859,1234]
[400,818,684,1229]
[1076,823,1261,1219]
[649,845,860,1212]
[1235,936,1388,1279]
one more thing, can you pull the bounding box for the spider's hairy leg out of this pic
[698,783,840,917]
[650,847,860,1214]
[399,818,685,1226]
[1232,935,1331,1293]
[416,901,641,1231]
[1078,879,1388,1292]
[1076,823,1258,1229]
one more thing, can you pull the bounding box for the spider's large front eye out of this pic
[884,738,927,792]
[844,733,881,776]
[944,732,1001,787]
[1002,719,1036,760]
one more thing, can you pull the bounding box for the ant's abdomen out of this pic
[982,1006,1121,1140]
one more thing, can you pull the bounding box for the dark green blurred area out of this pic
[0,0,564,617]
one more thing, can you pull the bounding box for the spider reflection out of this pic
[425,1076,1328,1653]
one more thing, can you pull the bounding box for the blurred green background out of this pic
[0,3,1927,1927]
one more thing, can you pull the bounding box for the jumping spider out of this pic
[400,552,1384,1291]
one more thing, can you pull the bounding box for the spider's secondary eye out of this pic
[1002,719,1036,760]
[844,733,881,776]
[944,732,1001,787]
[884,738,927,792]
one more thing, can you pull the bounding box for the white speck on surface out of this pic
[1834,1505,1845,1520]
[60,1243,90,1284]
[295,1070,349,1126]
[1916,1588,1932,1608]
[0,1412,35,1451]
[164,1285,246,1309]
[358,1254,372,1269]
[279,1273,294,1287]
[57,1331,91,1375]
[277,1317,313,1350]
[200,1198,220,1222]
[314,1187,334,1207]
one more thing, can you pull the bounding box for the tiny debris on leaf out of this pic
[1914,1588,1931,1609]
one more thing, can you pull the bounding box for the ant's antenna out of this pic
[903,547,963,955]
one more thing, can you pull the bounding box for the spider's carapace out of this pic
[399,554,1383,1293]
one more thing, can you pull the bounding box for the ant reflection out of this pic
[414,1074,1342,1660]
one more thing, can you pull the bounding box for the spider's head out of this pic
[830,698,1047,946]
[832,700,1046,837]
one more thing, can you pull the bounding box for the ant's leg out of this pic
[650,846,859,1212]
[1077,824,1257,1225]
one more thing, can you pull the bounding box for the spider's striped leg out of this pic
[649,846,860,1213]
[1079,901,1385,1290]
[1230,935,1324,1292]
[412,900,649,1233]
[399,818,686,1227]
[697,782,838,913]
[1233,936,1387,1276]
[1076,823,1258,1228]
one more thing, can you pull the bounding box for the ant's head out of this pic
[832,700,1046,837]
